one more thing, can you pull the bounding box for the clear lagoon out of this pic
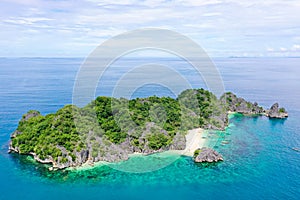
[0,57,299,199]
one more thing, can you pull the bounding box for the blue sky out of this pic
[1,0,300,57]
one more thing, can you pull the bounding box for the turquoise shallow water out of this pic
[0,57,300,199]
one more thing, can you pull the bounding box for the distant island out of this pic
[8,88,288,170]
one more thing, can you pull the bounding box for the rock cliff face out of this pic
[8,89,288,170]
[8,114,186,170]
[221,92,264,115]
[266,103,288,118]
[169,133,186,150]
[193,147,223,163]
[9,131,186,170]
[221,92,288,119]
[178,89,229,131]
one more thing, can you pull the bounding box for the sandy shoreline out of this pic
[68,128,207,171]
[183,128,207,156]
[128,128,207,157]
[170,128,207,156]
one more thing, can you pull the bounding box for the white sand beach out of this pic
[169,128,207,156]
[68,128,207,171]
[181,128,207,156]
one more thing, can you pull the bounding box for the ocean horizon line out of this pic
[1,56,300,59]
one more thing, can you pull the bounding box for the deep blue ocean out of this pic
[0,57,299,199]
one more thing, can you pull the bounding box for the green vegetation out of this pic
[10,88,228,163]
[279,107,286,113]
[193,149,202,158]
[12,106,81,160]
[147,132,170,150]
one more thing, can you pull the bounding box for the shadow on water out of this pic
[194,161,221,169]
[268,117,287,126]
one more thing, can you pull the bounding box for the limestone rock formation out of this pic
[221,92,264,115]
[193,147,223,163]
[266,103,288,118]
[8,89,288,170]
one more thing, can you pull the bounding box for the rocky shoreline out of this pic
[8,90,288,170]
[193,147,223,163]
[8,129,186,170]
[222,92,288,119]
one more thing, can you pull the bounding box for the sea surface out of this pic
[0,57,299,199]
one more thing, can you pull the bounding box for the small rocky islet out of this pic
[8,89,288,169]
[193,147,224,163]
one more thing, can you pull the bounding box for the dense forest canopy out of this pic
[11,88,277,169]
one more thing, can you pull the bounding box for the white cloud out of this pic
[280,47,287,52]
[0,0,300,57]
[86,28,128,38]
[177,0,223,6]
[185,23,215,29]
[292,44,300,50]
[202,12,222,17]
[3,17,53,25]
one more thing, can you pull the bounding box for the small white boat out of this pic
[291,147,300,152]
[221,140,230,144]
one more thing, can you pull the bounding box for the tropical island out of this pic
[8,88,288,170]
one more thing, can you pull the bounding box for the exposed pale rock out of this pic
[193,147,223,163]
[266,103,288,118]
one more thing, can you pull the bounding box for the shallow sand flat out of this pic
[66,160,108,171]
[69,128,206,171]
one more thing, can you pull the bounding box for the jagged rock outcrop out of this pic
[221,92,288,119]
[8,141,19,154]
[266,103,288,118]
[169,133,186,150]
[8,89,288,170]
[193,147,223,163]
[221,92,264,115]
[75,149,89,165]
[21,110,41,121]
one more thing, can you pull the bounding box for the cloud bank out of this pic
[0,0,300,57]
